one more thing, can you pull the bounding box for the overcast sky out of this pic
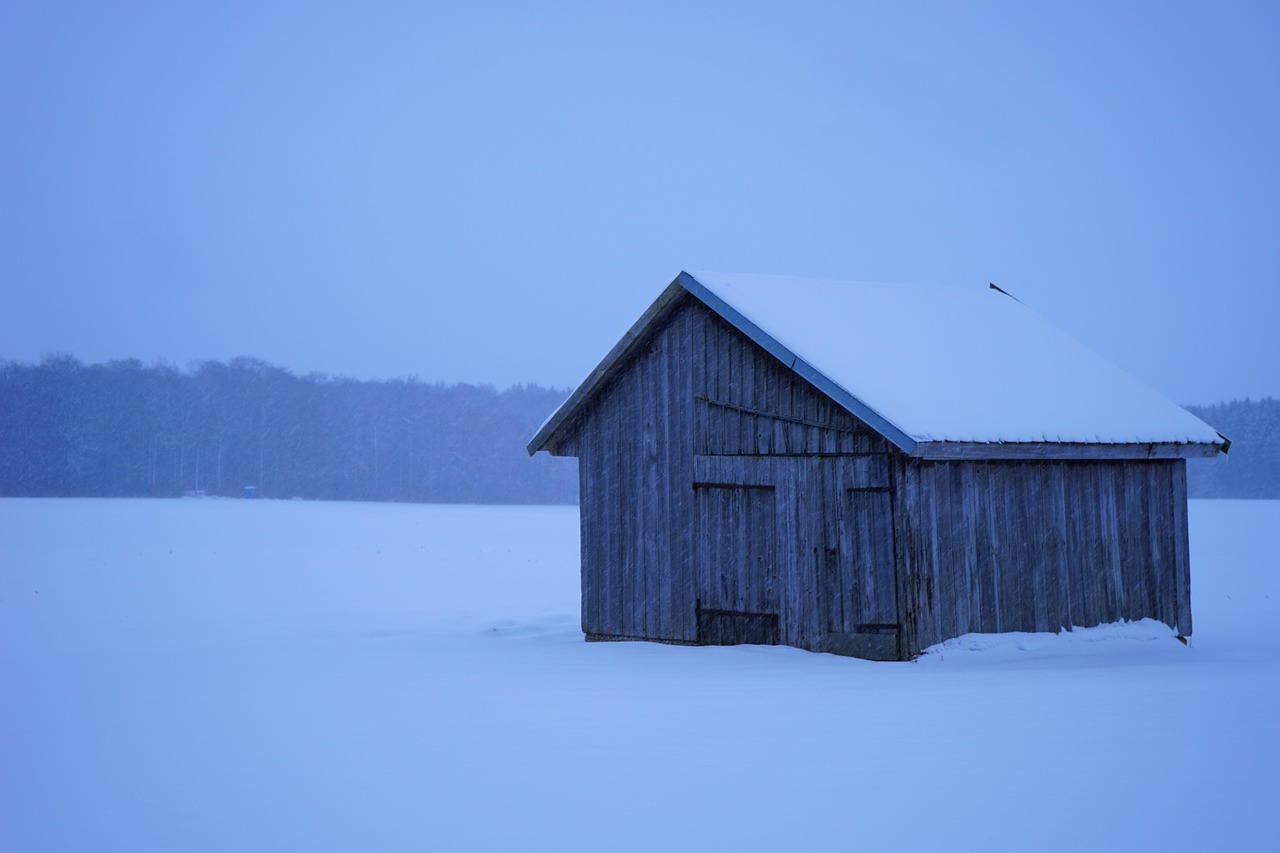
[2,2,1276,405]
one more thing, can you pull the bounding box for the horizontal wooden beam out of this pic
[694,394,861,433]
[911,440,1226,460]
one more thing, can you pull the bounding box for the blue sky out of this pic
[2,1,1277,404]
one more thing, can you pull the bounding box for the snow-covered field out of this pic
[2,498,1277,852]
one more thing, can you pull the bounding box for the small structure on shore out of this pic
[528,272,1228,659]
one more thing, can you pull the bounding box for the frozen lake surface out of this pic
[2,498,1277,851]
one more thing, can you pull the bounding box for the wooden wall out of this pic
[563,296,899,655]
[693,309,890,457]
[893,458,1192,657]
[568,297,699,643]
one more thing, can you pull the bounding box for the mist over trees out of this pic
[1,356,1274,503]
[0,356,576,504]
[1187,398,1280,499]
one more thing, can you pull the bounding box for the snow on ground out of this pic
[1,498,1276,852]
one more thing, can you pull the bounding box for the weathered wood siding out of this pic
[566,296,899,654]
[693,310,890,457]
[893,458,1192,657]
[571,296,699,643]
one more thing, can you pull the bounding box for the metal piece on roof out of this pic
[988,282,1021,302]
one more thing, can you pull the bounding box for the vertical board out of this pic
[1170,459,1192,635]
[833,488,898,634]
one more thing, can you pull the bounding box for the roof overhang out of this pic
[912,439,1228,460]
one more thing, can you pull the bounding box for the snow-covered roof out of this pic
[529,271,1227,457]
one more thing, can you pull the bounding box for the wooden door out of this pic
[693,481,780,646]
[691,455,898,657]
[822,485,899,659]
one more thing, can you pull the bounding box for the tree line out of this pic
[0,356,1274,502]
[0,356,577,504]
[1186,398,1280,499]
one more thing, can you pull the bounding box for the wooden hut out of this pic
[527,272,1229,660]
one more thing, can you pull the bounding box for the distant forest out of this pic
[1186,398,1280,499]
[0,356,1274,503]
[0,356,577,504]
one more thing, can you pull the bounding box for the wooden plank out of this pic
[740,336,757,454]
[1120,464,1149,622]
[1075,464,1103,628]
[596,387,617,636]
[1049,463,1072,630]
[1065,464,1091,629]
[823,459,844,634]
[586,392,604,635]
[667,308,691,641]
[577,420,597,636]
[608,372,629,637]
[1151,461,1177,631]
[1171,458,1192,635]
[847,487,896,629]
[778,459,799,646]
[902,460,933,651]
[951,463,974,636]
[973,462,998,634]
[787,459,812,647]
[956,462,979,636]
[642,338,660,640]
[622,368,638,636]
[700,314,718,455]
[802,459,824,647]
[1012,466,1039,631]
[913,440,1224,461]
[908,461,934,647]
[657,319,674,640]
[920,462,947,639]
[819,462,840,634]
[693,396,867,436]
[891,458,912,655]
[1102,465,1125,621]
[1090,464,1114,628]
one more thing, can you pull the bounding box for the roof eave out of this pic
[910,440,1229,461]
